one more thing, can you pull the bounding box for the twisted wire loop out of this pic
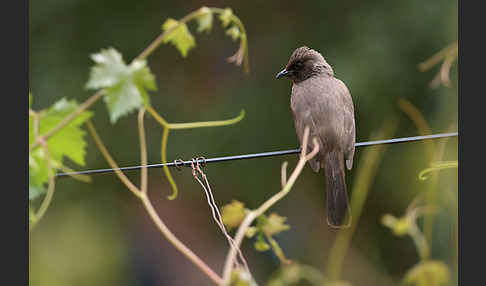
[189,155,250,273]
[190,158,199,179]
[174,159,185,171]
[196,156,206,168]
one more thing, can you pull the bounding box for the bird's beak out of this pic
[276,68,291,79]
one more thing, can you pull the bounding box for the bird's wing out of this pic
[336,79,356,170]
[291,103,322,172]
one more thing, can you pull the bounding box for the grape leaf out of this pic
[86,48,157,123]
[404,260,450,286]
[221,200,247,229]
[261,213,290,236]
[39,98,93,165]
[226,26,241,41]
[161,18,196,57]
[219,8,233,27]
[230,268,257,286]
[197,7,213,33]
[254,232,270,251]
[29,98,93,200]
[382,214,410,236]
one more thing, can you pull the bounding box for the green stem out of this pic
[168,110,245,129]
[139,194,223,285]
[160,127,179,200]
[135,8,209,61]
[30,141,56,231]
[86,120,142,198]
[418,42,458,72]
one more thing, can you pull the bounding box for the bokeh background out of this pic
[29,0,458,285]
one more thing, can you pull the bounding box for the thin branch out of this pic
[160,127,180,200]
[134,8,207,61]
[30,140,56,231]
[222,127,320,283]
[168,110,245,130]
[281,161,288,188]
[88,116,221,285]
[138,108,148,194]
[146,105,169,128]
[58,165,92,183]
[139,195,223,285]
[86,120,142,198]
[418,42,458,72]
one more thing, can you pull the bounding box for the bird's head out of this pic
[276,46,334,83]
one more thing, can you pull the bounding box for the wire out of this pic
[56,132,458,178]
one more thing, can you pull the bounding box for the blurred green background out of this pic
[29,0,458,285]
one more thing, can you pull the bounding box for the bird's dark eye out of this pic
[293,62,304,70]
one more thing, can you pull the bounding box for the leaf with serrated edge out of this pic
[405,260,450,286]
[219,8,233,27]
[161,18,196,57]
[86,48,157,123]
[221,200,246,229]
[262,213,290,236]
[226,26,240,41]
[86,48,127,90]
[40,98,93,165]
[29,98,93,200]
[197,7,213,33]
[254,233,270,251]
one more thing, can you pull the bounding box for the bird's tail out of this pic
[323,150,351,228]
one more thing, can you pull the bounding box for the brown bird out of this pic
[276,46,355,227]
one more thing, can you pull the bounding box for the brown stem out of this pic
[222,127,320,283]
[86,120,142,198]
[138,108,148,194]
[139,195,223,285]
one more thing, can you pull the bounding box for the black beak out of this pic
[276,68,291,79]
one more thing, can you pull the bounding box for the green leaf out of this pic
[29,98,93,200]
[382,214,410,236]
[29,205,36,223]
[29,182,45,200]
[86,48,157,123]
[254,233,270,251]
[196,7,213,33]
[40,98,93,165]
[230,268,258,286]
[404,260,450,286]
[262,213,290,236]
[86,48,127,90]
[161,18,196,57]
[221,200,247,229]
[219,8,233,27]
[245,226,257,238]
[267,263,326,286]
[29,149,50,200]
[226,26,241,41]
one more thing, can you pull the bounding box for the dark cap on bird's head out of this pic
[276,46,334,83]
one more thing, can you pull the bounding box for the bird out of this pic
[276,46,355,228]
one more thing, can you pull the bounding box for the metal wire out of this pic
[56,132,458,178]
